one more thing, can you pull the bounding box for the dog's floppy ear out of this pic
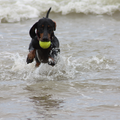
[53,21,56,31]
[29,22,38,38]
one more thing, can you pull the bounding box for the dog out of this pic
[26,8,60,67]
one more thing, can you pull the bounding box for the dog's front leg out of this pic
[26,49,36,64]
[48,57,56,66]
[48,48,60,66]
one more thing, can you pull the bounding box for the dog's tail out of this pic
[46,7,51,18]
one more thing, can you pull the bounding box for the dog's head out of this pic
[29,8,56,42]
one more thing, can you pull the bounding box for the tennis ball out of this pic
[39,41,51,49]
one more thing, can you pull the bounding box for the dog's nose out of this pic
[42,36,49,41]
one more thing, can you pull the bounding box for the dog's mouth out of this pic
[41,38,50,42]
[39,40,51,49]
[39,38,51,42]
[37,33,51,49]
[37,33,51,42]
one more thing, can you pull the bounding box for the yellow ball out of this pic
[39,41,51,49]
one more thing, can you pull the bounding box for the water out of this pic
[1,0,120,23]
[0,0,120,119]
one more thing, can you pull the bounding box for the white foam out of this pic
[0,0,120,22]
[0,52,115,82]
[31,55,77,81]
[0,52,77,81]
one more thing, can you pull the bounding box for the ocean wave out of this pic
[0,0,120,23]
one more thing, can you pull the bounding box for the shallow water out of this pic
[0,11,120,120]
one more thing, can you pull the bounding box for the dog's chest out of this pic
[36,49,50,63]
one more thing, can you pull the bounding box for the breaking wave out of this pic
[0,0,120,23]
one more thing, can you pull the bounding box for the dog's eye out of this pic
[48,25,51,29]
[40,25,44,31]
[41,25,44,28]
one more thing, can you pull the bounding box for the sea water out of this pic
[0,0,120,119]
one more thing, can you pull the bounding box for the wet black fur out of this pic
[27,7,60,66]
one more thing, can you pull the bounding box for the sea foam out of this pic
[0,0,120,23]
[0,52,115,82]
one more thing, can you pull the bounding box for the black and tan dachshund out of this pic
[26,8,60,67]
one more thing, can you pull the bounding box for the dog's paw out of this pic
[48,58,56,66]
[26,57,34,64]
[26,50,36,64]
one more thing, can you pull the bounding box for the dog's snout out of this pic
[42,36,49,41]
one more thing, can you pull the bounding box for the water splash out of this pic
[0,52,77,81]
[0,52,115,82]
